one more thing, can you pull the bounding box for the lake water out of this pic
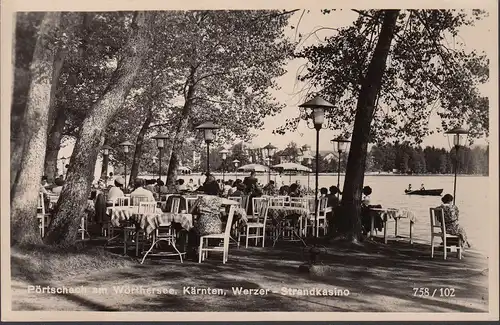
[131,173,492,256]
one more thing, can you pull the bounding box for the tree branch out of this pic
[413,10,455,74]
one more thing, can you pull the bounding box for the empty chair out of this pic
[199,205,236,264]
[312,197,331,237]
[241,195,250,212]
[37,193,46,237]
[252,197,267,219]
[241,199,269,248]
[430,208,462,260]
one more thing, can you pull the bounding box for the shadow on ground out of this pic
[11,237,489,312]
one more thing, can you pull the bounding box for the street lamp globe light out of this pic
[331,136,351,190]
[263,143,277,183]
[101,145,113,183]
[220,148,230,181]
[119,141,133,188]
[444,126,469,204]
[195,121,220,175]
[151,134,169,197]
[298,96,334,240]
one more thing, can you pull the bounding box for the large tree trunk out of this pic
[338,10,399,242]
[164,72,196,190]
[44,14,88,183]
[44,112,66,183]
[44,12,154,247]
[129,105,154,188]
[10,15,44,192]
[10,13,62,247]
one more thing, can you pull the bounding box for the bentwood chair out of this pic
[242,199,269,248]
[199,205,236,264]
[430,208,462,260]
[131,196,150,206]
[37,193,48,237]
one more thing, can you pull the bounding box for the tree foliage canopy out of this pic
[275,9,489,144]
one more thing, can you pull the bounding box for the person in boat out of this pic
[420,183,425,190]
[437,194,471,248]
[408,184,412,191]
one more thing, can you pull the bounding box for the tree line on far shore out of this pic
[134,141,488,176]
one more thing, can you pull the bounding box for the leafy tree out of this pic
[10,12,62,246]
[276,9,488,240]
[44,12,156,247]
[154,10,295,189]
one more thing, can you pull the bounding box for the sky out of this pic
[247,9,493,151]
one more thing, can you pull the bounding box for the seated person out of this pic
[155,179,169,194]
[263,180,278,196]
[327,186,340,208]
[145,179,156,192]
[176,179,188,192]
[41,176,51,189]
[202,174,221,196]
[51,177,65,195]
[420,183,425,190]
[437,194,470,248]
[360,186,383,235]
[320,187,328,198]
[107,177,125,203]
[407,184,412,191]
[230,183,246,197]
[279,185,290,196]
[186,178,196,191]
[130,178,155,202]
[222,180,233,196]
[288,183,301,197]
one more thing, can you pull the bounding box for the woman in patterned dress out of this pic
[438,194,471,248]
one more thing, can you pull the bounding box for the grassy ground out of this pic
[10,238,489,312]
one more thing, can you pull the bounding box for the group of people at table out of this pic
[38,169,470,260]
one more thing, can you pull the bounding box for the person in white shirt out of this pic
[130,178,155,202]
[107,177,125,203]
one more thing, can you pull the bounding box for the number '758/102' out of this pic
[413,287,456,297]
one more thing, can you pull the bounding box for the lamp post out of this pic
[152,134,169,197]
[118,141,133,189]
[58,156,67,178]
[101,145,113,184]
[233,159,240,180]
[220,149,229,182]
[299,96,334,240]
[331,136,350,191]
[303,156,311,190]
[263,143,277,184]
[444,127,468,204]
[195,122,220,175]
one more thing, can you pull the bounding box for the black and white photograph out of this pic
[2,0,498,322]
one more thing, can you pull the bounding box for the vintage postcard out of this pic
[1,0,498,322]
